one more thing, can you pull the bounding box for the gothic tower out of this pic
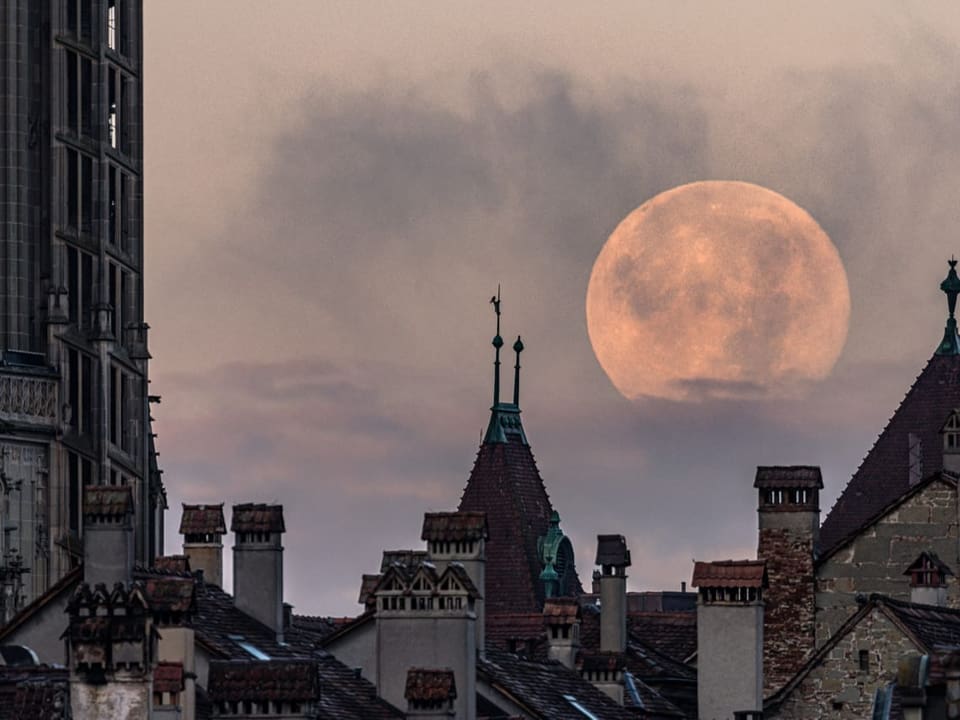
[0,0,162,619]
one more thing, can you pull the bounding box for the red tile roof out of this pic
[143,576,196,615]
[820,353,960,557]
[230,504,284,533]
[543,597,580,625]
[459,433,581,615]
[83,486,132,517]
[179,504,227,535]
[208,660,318,702]
[691,560,767,588]
[404,668,457,702]
[153,662,184,694]
[153,555,191,574]
[421,511,488,542]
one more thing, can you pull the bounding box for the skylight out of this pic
[563,694,601,720]
[227,634,271,661]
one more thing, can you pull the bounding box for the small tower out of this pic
[595,534,631,654]
[754,465,821,693]
[904,552,953,606]
[692,559,767,720]
[231,503,285,641]
[179,503,226,587]
[537,512,578,600]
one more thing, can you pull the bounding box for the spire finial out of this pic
[490,286,503,405]
[512,335,524,407]
[937,258,960,355]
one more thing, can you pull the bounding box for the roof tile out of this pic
[691,560,768,588]
[421,511,488,542]
[230,504,284,533]
[405,668,457,702]
[180,504,227,535]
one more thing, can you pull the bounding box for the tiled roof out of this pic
[459,432,581,615]
[143,576,196,615]
[380,550,427,572]
[153,555,191,574]
[83,485,132,517]
[880,595,960,650]
[627,611,697,663]
[691,560,767,588]
[179,504,227,535]
[358,574,380,607]
[578,652,626,672]
[0,667,69,720]
[820,353,960,557]
[623,672,688,719]
[421,511,488,542]
[208,660,319,702]
[543,597,580,625]
[314,652,405,720]
[405,668,457,701]
[596,535,631,567]
[754,465,823,488]
[153,662,184,693]
[230,504,284,533]
[479,647,640,719]
[485,613,548,656]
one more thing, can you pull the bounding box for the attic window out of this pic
[563,694,601,720]
[944,412,960,452]
[227,635,271,661]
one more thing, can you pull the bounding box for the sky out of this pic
[143,2,960,615]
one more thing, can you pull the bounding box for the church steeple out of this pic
[936,257,960,355]
[482,292,527,445]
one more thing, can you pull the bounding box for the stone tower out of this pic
[0,0,162,617]
[755,465,821,694]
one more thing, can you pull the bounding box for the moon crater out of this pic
[586,181,850,401]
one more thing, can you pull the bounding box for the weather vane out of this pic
[490,285,503,405]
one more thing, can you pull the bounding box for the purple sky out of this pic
[143,3,960,615]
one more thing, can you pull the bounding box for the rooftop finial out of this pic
[490,286,503,405]
[937,258,960,355]
[513,336,524,407]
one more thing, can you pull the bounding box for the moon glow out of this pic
[586,181,850,401]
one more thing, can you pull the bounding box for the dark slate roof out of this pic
[485,612,549,656]
[380,550,427,572]
[622,672,688,719]
[459,431,581,615]
[0,666,69,720]
[421,511,488,542]
[358,574,380,607]
[231,504,284,533]
[596,535,632,567]
[208,660,319,702]
[754,465,823,489]
[479,647,639,719]
[180,504,227,535]
[314,652,405,720]
[819,353,960,557]
[83,485,132,517]
[691,560,767,588]
[628,612,697,663]
[405,667,457,701]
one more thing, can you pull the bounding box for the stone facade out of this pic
[815,477,960,646]
[771,606,919,719]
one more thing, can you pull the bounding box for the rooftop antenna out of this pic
[512,335,524,406]
[490,286,503,405]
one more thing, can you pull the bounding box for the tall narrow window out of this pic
[107,0,117,50]
[108,70,118,148]
[66,150,79,229]
[80,57,92,138]
[80,155,93,234]
[65,51,78,131]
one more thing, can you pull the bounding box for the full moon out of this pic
[586,181,850,401]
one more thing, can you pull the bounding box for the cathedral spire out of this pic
[937,257,960,356]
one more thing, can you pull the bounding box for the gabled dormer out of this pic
[904,551,953,607]
[941,409,960,474]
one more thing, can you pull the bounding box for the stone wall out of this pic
[771,606,918,720]
[815,479,960,646]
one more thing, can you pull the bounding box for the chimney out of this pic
[755,465,821,694]
[905,552,953,606]
[231,503,285,641]
[692,559,767,720]
[595,534,630,653]
[422,511,487,657]
[82,486,134,588]
[179,503,226,587]
[543,597,580,669]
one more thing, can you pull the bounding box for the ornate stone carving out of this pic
[0,374,57,423]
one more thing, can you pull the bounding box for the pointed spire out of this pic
[937,258,960,356]
[512,336,524,407]
[491,286,503,405]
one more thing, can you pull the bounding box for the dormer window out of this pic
[943,411,960,452]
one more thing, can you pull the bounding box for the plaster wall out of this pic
[326,618,377,683]
[183,543,222,588]
[815,481,960,646]
[697,602,763,720]
[71,677,150,720]
[233,539,283,637]
[770,608,919,720]
[377,612,476,720]
[0,586,72,664]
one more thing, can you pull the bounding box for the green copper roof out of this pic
[937,258,960,356]
[538,512,566,599]
[483,402,528,445]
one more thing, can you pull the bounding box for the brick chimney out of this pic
[82,486,134,588]
[755,465,821,694]
[596,534,630,654]
[231,503,285,641]
[543,597,581,669]
[692,560,767,720]
[422,511,487,656]
[179,503,226,587]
